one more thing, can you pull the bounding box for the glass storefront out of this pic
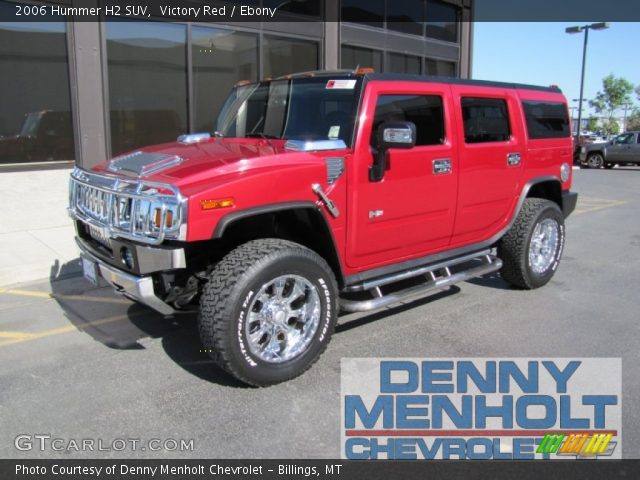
[425,58,457,76]
[0,3,74,164]
[387,52,422,74]
[341,0,385,28]
[263,36,319,78]
[106,21,188,156]
[341,0,461,42]
[425,0,460,43]
[192,27,258,133]
[0,0,467,169]
[341,45,383,72]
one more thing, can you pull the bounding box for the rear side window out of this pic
[371,95,445,146]
[522,101,570,139]
[461,97,510,143]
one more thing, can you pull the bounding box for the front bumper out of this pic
[76,236,177,315]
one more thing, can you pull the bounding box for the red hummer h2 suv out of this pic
[69,70,577,386]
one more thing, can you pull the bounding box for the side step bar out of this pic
[339,252,502,313]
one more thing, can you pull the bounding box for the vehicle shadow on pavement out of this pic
[49,259,248,387]
[464,272,512,290]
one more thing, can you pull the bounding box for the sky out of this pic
[472,22,640,117]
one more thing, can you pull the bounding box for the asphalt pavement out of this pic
[0,167,638,459]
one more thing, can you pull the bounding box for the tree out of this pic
[627,109,640,131]
[601,118,620,135]
[589,74,634,132]
[586,116,599,132]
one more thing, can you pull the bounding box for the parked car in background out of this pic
[579,131,640,168]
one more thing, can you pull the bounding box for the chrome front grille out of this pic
[68,168,186,246]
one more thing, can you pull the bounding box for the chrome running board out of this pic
[339,252,502,313]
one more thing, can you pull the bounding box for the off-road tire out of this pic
[198,239,338,387]
[498,198,565,289]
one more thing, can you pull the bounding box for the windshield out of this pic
[216,77,361,147]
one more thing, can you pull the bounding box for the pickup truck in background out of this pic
[580,131,640,168]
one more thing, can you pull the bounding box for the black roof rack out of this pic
[364,73,562,93]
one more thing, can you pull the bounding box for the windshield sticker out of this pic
[328,126,341,139]
[326,79,357,89]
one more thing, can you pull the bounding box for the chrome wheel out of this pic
[528,218,559,274]
[587,153,603,168]
[245,275,321,363]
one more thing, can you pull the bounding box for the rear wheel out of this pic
[198,239,338,386]
[498,198,565,289]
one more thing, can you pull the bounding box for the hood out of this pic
[94,137,297,186]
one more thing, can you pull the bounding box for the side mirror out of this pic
[370,121,416,182]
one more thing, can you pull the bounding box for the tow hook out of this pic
[311,184,340,218]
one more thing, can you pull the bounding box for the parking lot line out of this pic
[0,313,131,348]
[574,199,626,215]
[0,287,130,304]
[0,331,36,340]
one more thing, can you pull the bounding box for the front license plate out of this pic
[81,257,99,286]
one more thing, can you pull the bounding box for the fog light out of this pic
[121,247,134,269]
[560,162,571,182]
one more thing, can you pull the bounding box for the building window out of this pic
[387,52,422,74]
[341,0,385,28]
[341,45,383,72]
[522,101,570,139]
[372,95,445,146]
[425,58,457,76]
[192,27,258,133]
[387,0,424,36]
[425,0,460,43]
[461,97,511,144]
[262,36,319,78]
[0,6,74,164]
[263,0,322,17]
[106,21,188,155]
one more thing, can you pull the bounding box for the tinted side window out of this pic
[522,101,570,139]
[461,97,510,143]
[371,95,445,146]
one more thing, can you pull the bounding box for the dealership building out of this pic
[0,0,473,170]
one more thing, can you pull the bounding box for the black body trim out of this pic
[365,73,562,93]
[212,201,318,238]
[212,201,346,286]
[562,191,578,218]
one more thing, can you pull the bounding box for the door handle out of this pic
[507,152,521,167]
[433,158,452,175]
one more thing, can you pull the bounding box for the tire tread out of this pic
[198,238,337,386]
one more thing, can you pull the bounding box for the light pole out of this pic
[622,102,632,132]
[566,22,609,145]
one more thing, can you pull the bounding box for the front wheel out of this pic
[498,198,565,289]
[198,239,338,386]
[586,153,604,169]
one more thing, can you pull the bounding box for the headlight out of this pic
[560,162,571,182]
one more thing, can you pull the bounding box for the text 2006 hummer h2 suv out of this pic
[69,70,577,386]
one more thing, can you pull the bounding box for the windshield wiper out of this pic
[245,133,279,139]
